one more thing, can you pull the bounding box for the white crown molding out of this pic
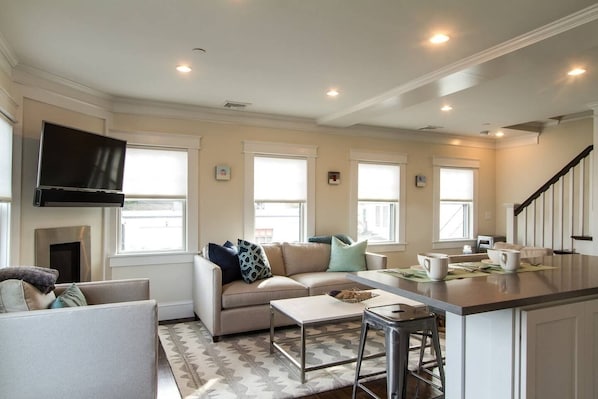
[12,64,113,104]
[7,60,529,150]
[318,3,598,128]
[0,31,18,76]
[114,96,499,149]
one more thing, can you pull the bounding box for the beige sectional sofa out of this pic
[193,241,387,341]
[0,278,158,399]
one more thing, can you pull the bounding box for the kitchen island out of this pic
[348,254,598,399]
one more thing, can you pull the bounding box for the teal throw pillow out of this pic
[327,236,367,272]
[50,283,88,308]
[237,239,273,283]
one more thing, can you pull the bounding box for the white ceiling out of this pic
[0,0,597,140]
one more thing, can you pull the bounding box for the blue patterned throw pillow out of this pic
[237,239,273,283]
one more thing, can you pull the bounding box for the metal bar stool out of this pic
[352,304,445,399]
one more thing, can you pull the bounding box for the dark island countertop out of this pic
[348,254,598,315]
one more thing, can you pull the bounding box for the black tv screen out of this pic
[36,122,126,192]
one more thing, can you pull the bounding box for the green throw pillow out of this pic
[50,283,88,308]
[327,236,367,272]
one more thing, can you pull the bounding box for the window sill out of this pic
[366,242,406,253]
[109,251,197,267]
[432,239,476,250]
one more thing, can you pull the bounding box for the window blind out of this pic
[440,168,473,200]
[358,163,400,201]
[123,147,187,196]
[254,157,307,201]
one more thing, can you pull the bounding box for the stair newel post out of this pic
[504,203,518,244]
[591,102,598,255]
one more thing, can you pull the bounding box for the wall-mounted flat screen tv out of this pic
[34,122,127,207]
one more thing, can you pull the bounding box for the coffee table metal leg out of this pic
[300,323,306,383]
[269,305,275,354]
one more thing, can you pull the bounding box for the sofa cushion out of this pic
[282,242,330,276]
[327,237,367,272]
[237,239,273,283]
[50,283,88,308]
[0,266,59,294]
[0,279,56,312]
[290,272,369,296]
[208,241,242,284]
[262,243,286,276]
[221,276,308,309]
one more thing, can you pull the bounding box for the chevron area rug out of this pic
[159,320,398,399]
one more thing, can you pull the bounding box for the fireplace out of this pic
[34,226,91,283]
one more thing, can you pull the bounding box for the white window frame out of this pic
[243,141,317,242]
[432,157,479,250]
[107,131,200,266]
[350,150,407,252]
[0,113,13,267]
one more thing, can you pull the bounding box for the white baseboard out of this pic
[158,300,194,321]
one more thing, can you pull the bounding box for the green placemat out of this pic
[380,262,557,282]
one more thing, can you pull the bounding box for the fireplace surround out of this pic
[34,225,91,283]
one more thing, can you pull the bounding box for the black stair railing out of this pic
[514,145,593,216]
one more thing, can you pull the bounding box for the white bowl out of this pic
[486,249,501,265]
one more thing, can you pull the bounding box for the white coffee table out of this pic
[269,289,425,382]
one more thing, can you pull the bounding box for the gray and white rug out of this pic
[159,320,440,399]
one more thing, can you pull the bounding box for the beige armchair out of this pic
[0,279,158,399]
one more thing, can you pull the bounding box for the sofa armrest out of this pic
[193,255,223,338]
[365,251,387,270]
[55,278,150,305]
[0,300,158,398]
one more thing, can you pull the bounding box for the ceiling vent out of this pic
[223,100,251,110]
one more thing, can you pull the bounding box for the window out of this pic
[119,147,188,253]
[0,115,12,267]
[433,157,479,247]
[350,150,406,249]
[357,163,400,242]
[254,157,306,243]
[439,168,473,240]
[244,141,317,243]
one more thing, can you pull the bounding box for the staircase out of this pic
[505,145,593,253]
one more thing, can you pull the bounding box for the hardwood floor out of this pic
[158,337,442,399]
[157,340,182,399]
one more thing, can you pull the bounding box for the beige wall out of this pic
[495,118,593,235]
[112,113,497,267]
[19,99,107,280]
[9,89,595,319]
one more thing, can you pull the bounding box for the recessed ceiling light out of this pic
[495,131,505,137]
[176,65,192,73]
[326,89,339,97]
[441,105,453,112]
[567,67,586,76]
[430,34,450,44]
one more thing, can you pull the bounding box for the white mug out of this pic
[421,255,449,281]
[499,249,520,272]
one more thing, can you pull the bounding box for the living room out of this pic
[1,2,597,398]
